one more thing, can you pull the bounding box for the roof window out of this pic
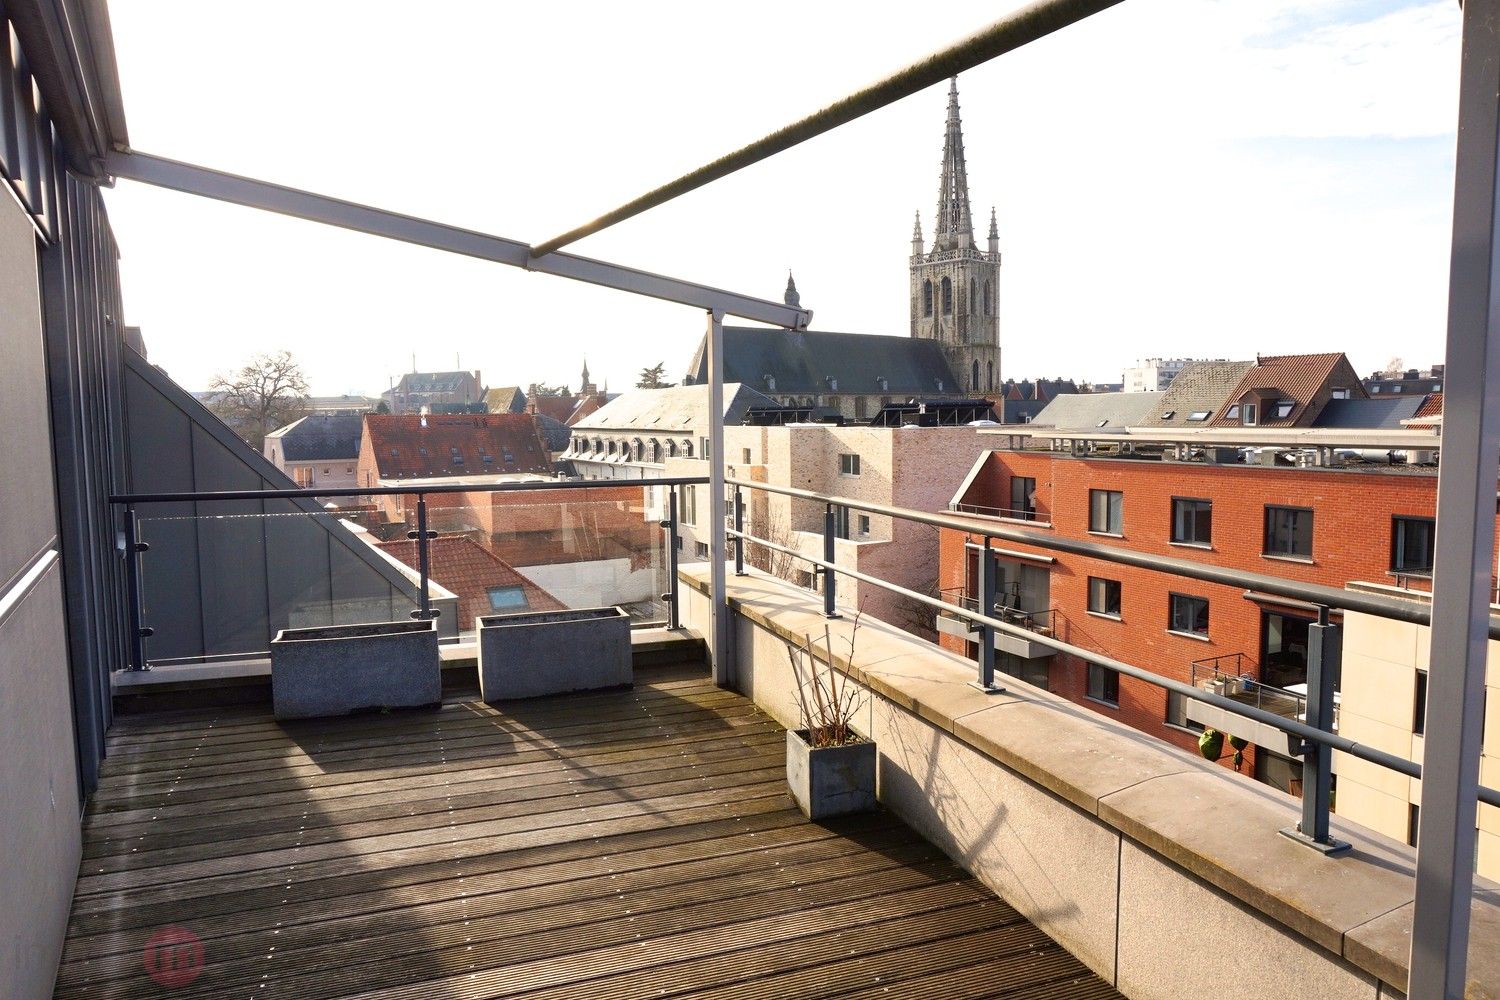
[1187,411,1210,421]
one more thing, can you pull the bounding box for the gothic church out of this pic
[910,77,1002,395]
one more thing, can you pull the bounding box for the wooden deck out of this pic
[55,663,1123,999]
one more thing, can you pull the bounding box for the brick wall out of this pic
[939,451,1499,762]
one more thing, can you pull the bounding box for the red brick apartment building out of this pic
[939,447,1500,787]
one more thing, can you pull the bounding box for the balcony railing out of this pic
[948,501,1042,523]
[1189,655,1340,733]
[723,475,1500,863]
[110,476,710,670]
[937,588,1057,637]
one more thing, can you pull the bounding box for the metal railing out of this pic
[1188,657,1339,733]
[938,588,1058,636]
[949,501,1043,523]
[722,476,1500,857]
[109,476,710,670]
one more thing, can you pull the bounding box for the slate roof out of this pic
[375,535,565,631]
[362,413,551,479]
[572,383,778,434]
[1027,391,1161,431]
[265,414,364,461]
[393,370,479,394]
[534,413,572,453]
[1312,397,1424,430]
[683,327,959,397]
[485,386,526,413]
[1208,352,1361,428]
[1140,360,1254,428]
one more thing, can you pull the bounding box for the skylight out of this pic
[1187,411,1210,421]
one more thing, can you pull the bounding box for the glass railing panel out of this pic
[135,500,423,666]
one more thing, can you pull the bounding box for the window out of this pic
[1392,516,1435,574]
[839,453,861,476]
[294,466,313,486]
[741,447,752,465]
[1089,489,1123,534]
[700,437,710,462]
[1243,402,1258,426]
[941,276,953,314]
[1264,506,1313,559]
[1171,498,1212,546]
[1087,664,1119,706]
[854,396,868,420]
[858,514,871,535]
[983,281,992,315]
[1391,384,1403,393]
[1222,405,1237,420]
[487,585,527,611]
[1370,385,1381,394]
[1332,388,1351,400]
[833,505,851,540]
[1009,476,1036,520]
[1087,577,1121,618]
[1408,803,1420,848]
[1414,670,1428,736]
[1187,410,1210,422]
[694,541,709,559]
[1169,593,1209,637]
[681,485,697,526]
[1165,691,1204,732]
[1161,410,1176,420]
[1274,400,1294,419]
[922,280,933,317]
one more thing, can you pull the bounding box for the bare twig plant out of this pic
[788,615,868,748]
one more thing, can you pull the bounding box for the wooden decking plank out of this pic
[83,739,783,858]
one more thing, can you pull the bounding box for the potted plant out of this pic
[784,621,876,820]
[476,606,631,702]
[271,618,440,720]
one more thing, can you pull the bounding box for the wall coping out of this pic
[681,565,1500,996]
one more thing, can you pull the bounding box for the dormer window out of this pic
[1274,400,1294,419]
[764,374,776,392]
[1242,403,1258,426]
[825,377,838,391]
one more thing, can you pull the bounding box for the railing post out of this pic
[821,503,840,619]
[967,538,1004,692]
[408,494,436,622]
[660,487,681,630]
[1281,605,1349,855]
[122,506,152,671]
[733,485,746,577]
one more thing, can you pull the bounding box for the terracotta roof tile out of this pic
[363,413,552,479]
[1415,392,1444,419]
[375,534,565,630]
[1208,353,1363,428]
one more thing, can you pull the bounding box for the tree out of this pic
[531,384,572,397]
[375,400,391,415]
[207,350,311,451]
[637,362,675,389]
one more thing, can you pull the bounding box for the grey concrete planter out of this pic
[786,729,877,820]
[271,619,440,720]
[477,606,631,702]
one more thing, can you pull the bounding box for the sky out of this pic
[101,0,1462,396]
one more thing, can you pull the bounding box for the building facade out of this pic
[263,413,363,493]
[382,369,485,414]
[909,78,1002,395]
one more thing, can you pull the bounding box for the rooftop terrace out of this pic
[54,661,1120,999]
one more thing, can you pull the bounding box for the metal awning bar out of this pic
[103,150,814,329]
[528,0,1123,259]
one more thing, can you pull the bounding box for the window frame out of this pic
[486,585,528,611]
[1170,497,1213,547]
[1167,592,1210,638]
[1088,489,1123,535]
[839,453,862,477]
[1086,663,1120,707]
[1391,515,1436,574]
[1009,476,1037,520]
[1087,576,1122,619]
[1263,505,1314,560]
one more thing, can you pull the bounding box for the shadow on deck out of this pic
[55,662,1123,999]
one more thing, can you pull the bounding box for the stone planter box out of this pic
[786,729,877,820]
[271,619,440,720]
[477,606,631,702]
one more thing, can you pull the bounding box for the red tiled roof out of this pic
[1414,391,1443,419]
[531,396,580,423]
[375,534,565,630]
[566,394,607,427]
[1208,352,1361,428]
[363,413,551,479]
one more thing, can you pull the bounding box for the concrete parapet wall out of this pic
[681,567,1500,999]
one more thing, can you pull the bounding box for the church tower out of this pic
[909,77,1001,395]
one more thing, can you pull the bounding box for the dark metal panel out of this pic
[263,497,334,635]
[189,422,270,657]
[0,11,20,181]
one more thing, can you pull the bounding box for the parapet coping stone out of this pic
[681,565,1500,997]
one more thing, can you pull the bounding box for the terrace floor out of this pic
[54,662,1123,999]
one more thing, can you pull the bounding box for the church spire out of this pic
[783,271,800,308]
[581,357,590,386]
[932,76,975,252]
[911,211,924,255]
[988,206,999,254]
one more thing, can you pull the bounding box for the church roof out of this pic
[683,327,959,397]
[573,383,776,434]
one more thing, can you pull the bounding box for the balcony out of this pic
[55,657,1120,999]
[1185,655,1341,759]
[935,591,1059,660]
